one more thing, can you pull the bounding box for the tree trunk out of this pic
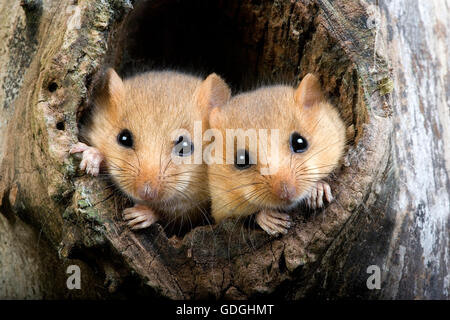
[0,0,448,299]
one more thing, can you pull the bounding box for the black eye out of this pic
[174,135,194,157]
[290,132,308,153]
[234,149,252,170]
[117,129,133,148]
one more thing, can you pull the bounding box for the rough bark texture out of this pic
[0,0,448,299]
[376,0,450,299]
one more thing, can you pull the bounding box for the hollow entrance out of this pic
[111,0,314,91]
[98,0,364,240]
[70,0,380,299]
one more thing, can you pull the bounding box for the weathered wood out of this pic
[0,0,447,299]
[376,0,450,299]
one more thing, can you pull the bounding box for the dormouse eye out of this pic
[174,135,194,157]
[117,129,133,148]
[234,149,252,170]
[290,132,308,153]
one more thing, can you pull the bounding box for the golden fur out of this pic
[82,69,230,225]
[208,74,346,222]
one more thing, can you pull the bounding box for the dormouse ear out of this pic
[104,68,124,105]
[95,68,124,108]
[208,106,222,128]
[294,73,324,109]
[197,73,231,109]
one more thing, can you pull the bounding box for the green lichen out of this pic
[377,77,394,96]
[64,159,77,177]
[75,195,107,247]
[77,199,91,209]
[85,206,104,224]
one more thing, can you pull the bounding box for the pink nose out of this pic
[137,182,158,201]
[277,181,296,201]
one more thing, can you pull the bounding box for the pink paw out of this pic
[123,204,159,230]
[70,142,104,176]
[255,210,292,236]
[305,181,333,209]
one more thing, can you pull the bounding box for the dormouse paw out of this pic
[69,142,104,176]
[123,204,159,230]
[255,210,292,236]
[306,181,333,209]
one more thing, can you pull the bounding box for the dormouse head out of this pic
[86,68,231,205]
[209,73,346,210]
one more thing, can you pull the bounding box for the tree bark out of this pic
[0,0,448,299]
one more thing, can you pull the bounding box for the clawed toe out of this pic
[255,210,292,236]
[306,181,334,209]
[70,143,104,177]
[123,205,158,230]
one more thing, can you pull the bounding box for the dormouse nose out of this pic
[275,181,297,201]
[137,182,159,201]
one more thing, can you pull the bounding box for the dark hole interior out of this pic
[111,0,317,92]
[56,121,65,131]
[118,1,249,90]
[48,82,58,93]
